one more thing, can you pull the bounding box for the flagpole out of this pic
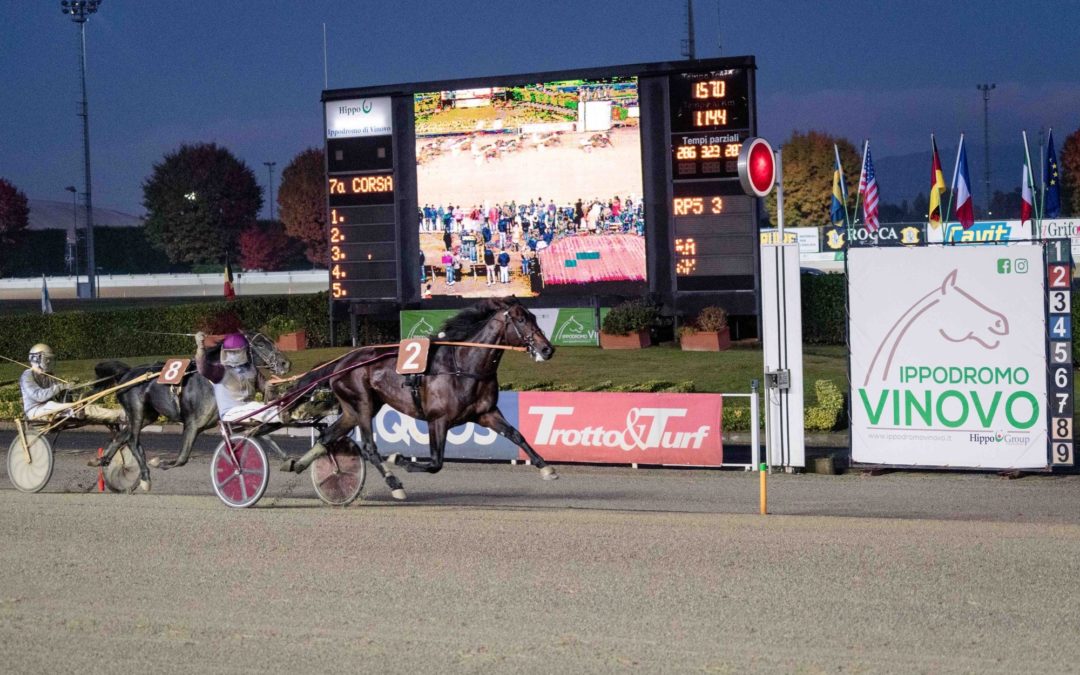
[943,134,964,244]
[834,143,852,227]
[1041,128,1052,222]
[1022,130,1040,241]
[851,139,868,230]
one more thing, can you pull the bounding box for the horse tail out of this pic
[94,360,131,390]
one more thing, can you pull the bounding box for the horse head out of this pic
[935,270,1009,349]
[245,331,292,375]
[496,297,555,362]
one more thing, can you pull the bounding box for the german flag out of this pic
[928,135,947,228]
[224,257,236,300]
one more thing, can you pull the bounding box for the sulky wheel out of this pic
[210,436,269,508]
[103,445,141,493]
[7,430,53,493]
[311,438,366,506]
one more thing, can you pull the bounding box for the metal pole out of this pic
[78,19,96,297]
[775,148,784,239]
[750,380,760,471]
[264,161,276,220]
[977,84,995,216]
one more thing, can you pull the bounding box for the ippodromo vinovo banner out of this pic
[401,308,599,346]
[849,245,1048,469]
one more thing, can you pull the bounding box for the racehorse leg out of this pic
[392,418,447,474]
[282,417,351,474]
[351,410,407,500]
[477,408,558,480]
[156,419,202,470]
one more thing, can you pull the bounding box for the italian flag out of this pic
[1021,160,1035,226]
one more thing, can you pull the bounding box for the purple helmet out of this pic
[222,333,247,350]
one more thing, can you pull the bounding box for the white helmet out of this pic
[29,343,55,373]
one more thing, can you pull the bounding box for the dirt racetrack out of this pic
[3,440,1080,673]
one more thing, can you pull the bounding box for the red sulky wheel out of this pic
[211,436,269,508]
[310,438,366,506]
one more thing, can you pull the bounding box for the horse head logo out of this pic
[408,318,435,338]
[553,316,585,342]
[863,269,1009,386]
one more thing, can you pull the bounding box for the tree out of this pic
[238,220,302,271]
[0,178,31,274]
[143,143,263,264]
[1060,126,1080,217]
[278,148,327,266]
[764,131,861,227]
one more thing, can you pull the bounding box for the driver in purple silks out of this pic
[194,332,281,424]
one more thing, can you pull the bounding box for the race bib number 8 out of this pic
[157,358,190,385]
[396,338,430,375]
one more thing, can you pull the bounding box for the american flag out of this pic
[858,142,880,232]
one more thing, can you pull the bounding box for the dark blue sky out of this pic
[2,0,1077,217]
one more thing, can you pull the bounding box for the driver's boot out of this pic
[280,442,328,474]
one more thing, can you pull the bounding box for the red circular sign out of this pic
[737,137,776,197]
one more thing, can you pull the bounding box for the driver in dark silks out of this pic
[20,343,124,425]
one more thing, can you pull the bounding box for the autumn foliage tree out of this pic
[0,178,31,275]
[238,220,299,271]
[143,143,263,264]
[764,131,861,227]
[278,148,327,266]
[1060,126,1079,217]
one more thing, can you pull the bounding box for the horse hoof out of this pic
[148,457,161,468]
[139,479,151,493]
[391,488,408,501]
[540,466,559,480]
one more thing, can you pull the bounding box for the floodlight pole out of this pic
[264,161,277,220]
[61,0,103,298]
[977,83,995,216]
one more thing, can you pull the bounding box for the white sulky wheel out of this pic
[210,436,269,508]
[311,438,366,506]
[103,445,141,493]
[7,431,53,493]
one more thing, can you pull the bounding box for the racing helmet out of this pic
[29,343,55,373]
[220,333,249,367]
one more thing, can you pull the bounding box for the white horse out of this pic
[863,269,1009,385]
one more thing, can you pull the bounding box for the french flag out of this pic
[1021,162,1034,226]
[952,136,974,230]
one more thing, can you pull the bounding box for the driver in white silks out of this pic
[20,343,124,425]
[194,332,282,424]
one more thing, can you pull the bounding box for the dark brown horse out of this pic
[283,297,558,499]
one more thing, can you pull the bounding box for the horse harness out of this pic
[401,310,536,417]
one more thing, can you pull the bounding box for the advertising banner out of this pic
[849,245,1048,469]
[516,392,723,466]
[400,308,598,346]
[925,220,1034,244]
[324,97,393,138]
[847,222,926,247]
[367,392,521,460]
[760,228,820,253]
[1039,219,1080,260]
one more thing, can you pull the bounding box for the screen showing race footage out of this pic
[414,77,645,299]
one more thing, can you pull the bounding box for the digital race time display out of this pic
[668,68,751,134]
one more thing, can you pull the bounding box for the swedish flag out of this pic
[830,145,848,225]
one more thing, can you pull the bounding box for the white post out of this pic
[775,148,784,239]
[750,380,760,470]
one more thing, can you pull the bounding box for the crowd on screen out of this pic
[417,196,645,291]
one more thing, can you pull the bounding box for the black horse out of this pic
[283,297,558,499]
[93,333,291,491]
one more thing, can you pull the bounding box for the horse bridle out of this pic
[246,332,287,374]
[501,308,541,358]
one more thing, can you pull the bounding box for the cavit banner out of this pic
[925,220,1034,244]
[849,245,1048,469]
[400,308,599,346]
[516,392,723,466]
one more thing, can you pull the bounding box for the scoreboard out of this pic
[668,67,757,292]
[324,99,398,300]
[323,56,759,314]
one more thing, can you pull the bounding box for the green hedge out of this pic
[0,292,400,360]
[801,273,847,345]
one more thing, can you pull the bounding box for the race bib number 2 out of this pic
[157,358,190,385]
[396,338,430,375]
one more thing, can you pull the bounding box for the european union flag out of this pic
[1045,130,1061,218]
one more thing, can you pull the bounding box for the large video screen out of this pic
[414,77,645,299]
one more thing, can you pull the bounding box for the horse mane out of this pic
[435,297,517,342]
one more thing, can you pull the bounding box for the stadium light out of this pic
[264,161,277,220]
[60,0,103,298]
